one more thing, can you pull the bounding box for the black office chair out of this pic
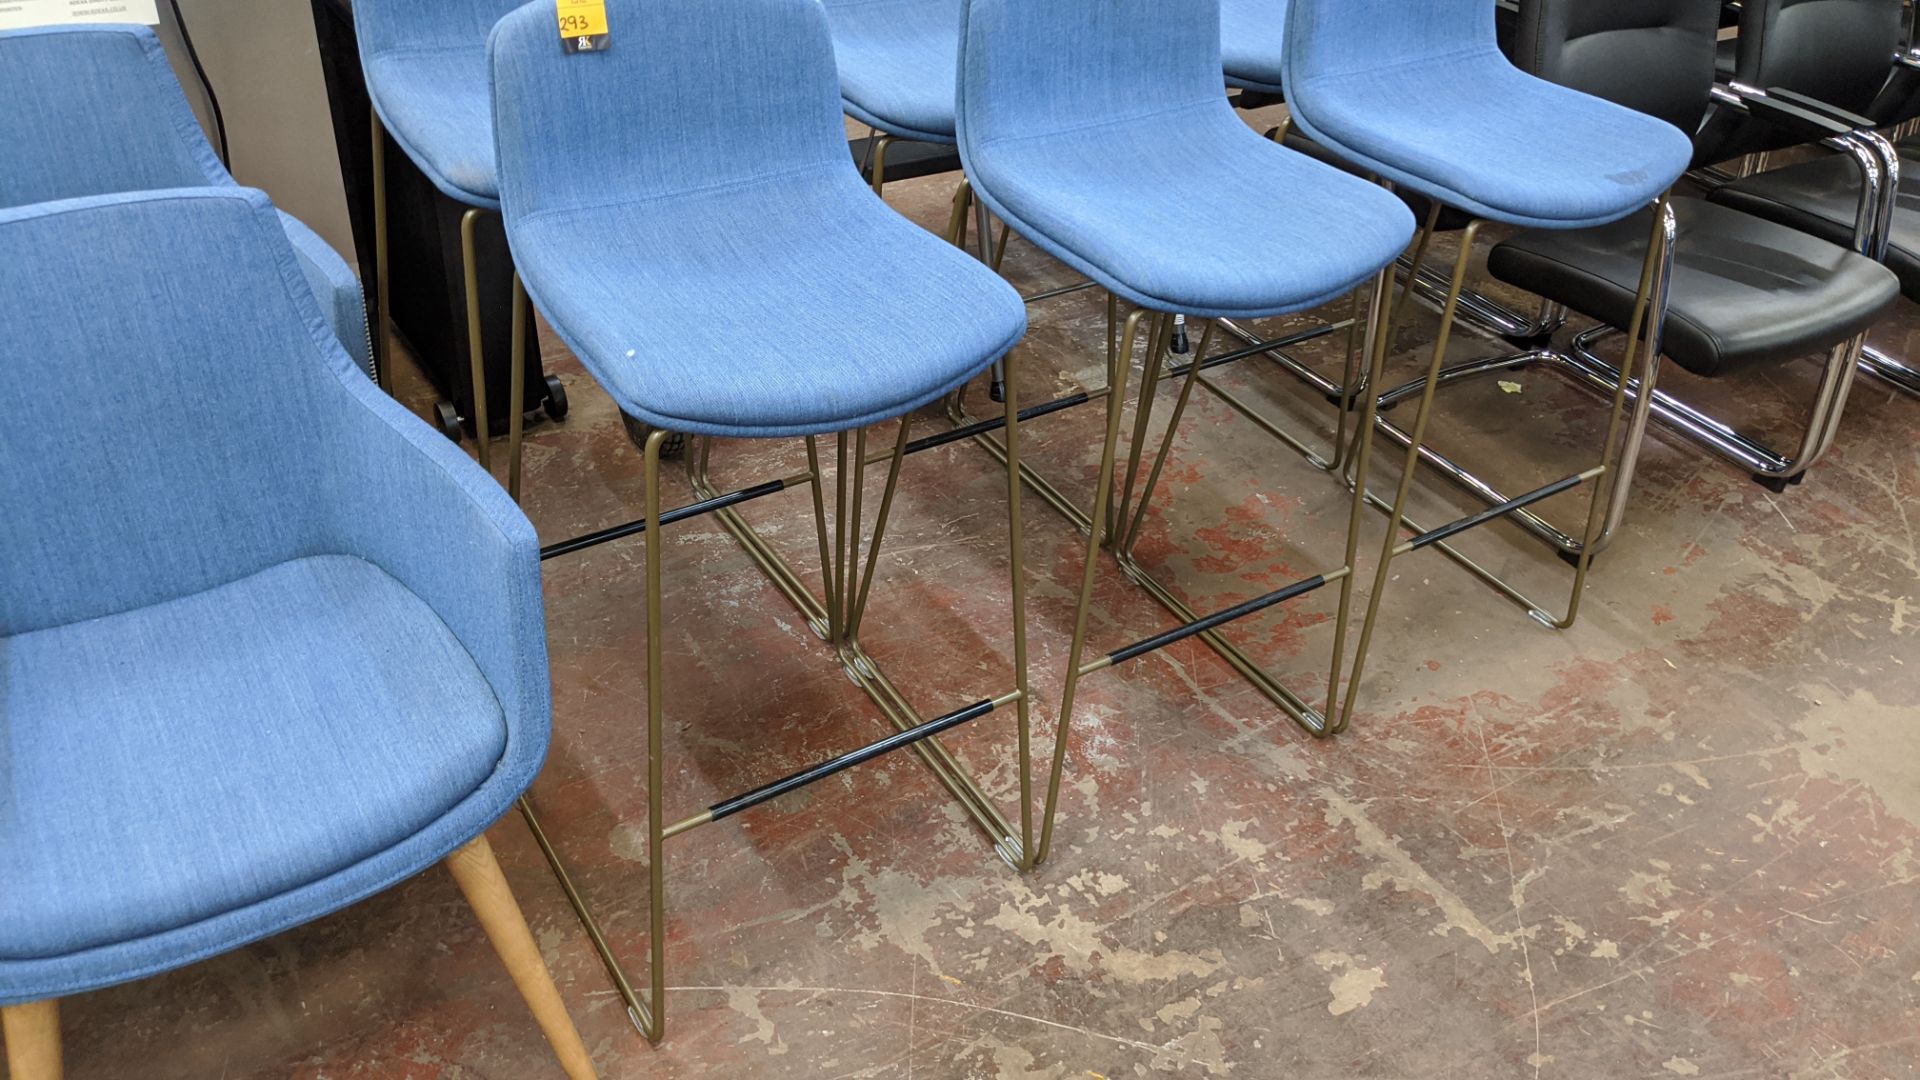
[1704,0,1919,396]
[1484,0,1899,494]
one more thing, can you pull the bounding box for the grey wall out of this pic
[156,0,357,268]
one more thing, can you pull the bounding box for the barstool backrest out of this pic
[355,0,527,59]
[0,26,227,209]
[489,0,848,222]
[1729,0,1901,112]
[955,0,1227,149]
[1284,0,1500,92]
[1511,0,1721,153]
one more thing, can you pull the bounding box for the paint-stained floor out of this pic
[49,109,1920,1078]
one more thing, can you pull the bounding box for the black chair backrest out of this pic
[1730,0,1902,112]
[1703,0,1904,158]
[1512,0,1722,164]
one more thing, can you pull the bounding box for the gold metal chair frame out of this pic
[1329,198,1676,732]
[938,175,1380,737]
[496,316,1039,1043]
[370,108,508,489]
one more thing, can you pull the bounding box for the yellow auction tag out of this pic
[556,0,609,52]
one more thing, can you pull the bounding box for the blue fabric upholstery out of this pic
[0,25,372,379]
[955,0,1414,319]
[1282,0,1695,229]
[3,557,505,959]
[1221,0,1287,94]
[489,0,1025,439]
[821,0,962,143]
[0,188,549,1005]
[355,0,526,208]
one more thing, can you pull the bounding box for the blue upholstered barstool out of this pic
[354,0,525,478]
[0,188,591,1079]
[0,25,372,383]
[489,0,1032,1044]
[955,0,1415,847]
[1282,0,1693,724]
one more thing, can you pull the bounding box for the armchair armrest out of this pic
[1721,85,1894,256]
[1766,87,1880,134]
[1722,84,1861,144]
[316,351,552,765]
[280,212,375,382]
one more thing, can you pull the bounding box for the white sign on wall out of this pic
[0,0,162,31]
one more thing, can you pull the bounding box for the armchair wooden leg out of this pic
[446,835,597,1079]
[3,1000,61,1080]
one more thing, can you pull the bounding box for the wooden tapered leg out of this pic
[446,835,597,1079]
[3,1000,61,1080]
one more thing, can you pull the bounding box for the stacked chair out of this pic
[0,25,372,383]
[0,187,592,1079]
[1704,0,1920,397]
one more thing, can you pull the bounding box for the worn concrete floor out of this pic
[49,111,1920,1078]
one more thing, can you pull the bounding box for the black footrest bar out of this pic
[907,392,1093,455]
[541,475,804,561]
[1094,568,1348,673]
[659,691,1019,839]
[1394,466,1603,558]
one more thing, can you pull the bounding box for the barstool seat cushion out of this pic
[1285,53,1693,230]
[1221,0,1286,94]
[824,0,960,143]
[1,555,507,964]
[508,169,1025,439]
[1489,198,1899,376]
[964,106,1414,319]
[1709,153,1920,299]
[364,47,499,207]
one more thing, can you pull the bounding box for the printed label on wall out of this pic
[0,0,161,30]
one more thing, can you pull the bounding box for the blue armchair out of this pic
[0,24,374,384]
[0,188,591,1079]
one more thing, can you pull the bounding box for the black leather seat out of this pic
[1711,147,1920,298]
[1490,198,1899,377]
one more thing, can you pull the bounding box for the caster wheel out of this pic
[543,375,569,422]
[621,412,687,459]
[433,400,463,444]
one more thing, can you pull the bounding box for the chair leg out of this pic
[507,273,529,503]
[1000,349,1037,867]
[2,1001,61,1080]
[459,209,494,473]
[868,134,894,197]
[446,835,597,1079]
[1036,304,1148,867]
[369,106,395,396]
[946,180,973,249]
